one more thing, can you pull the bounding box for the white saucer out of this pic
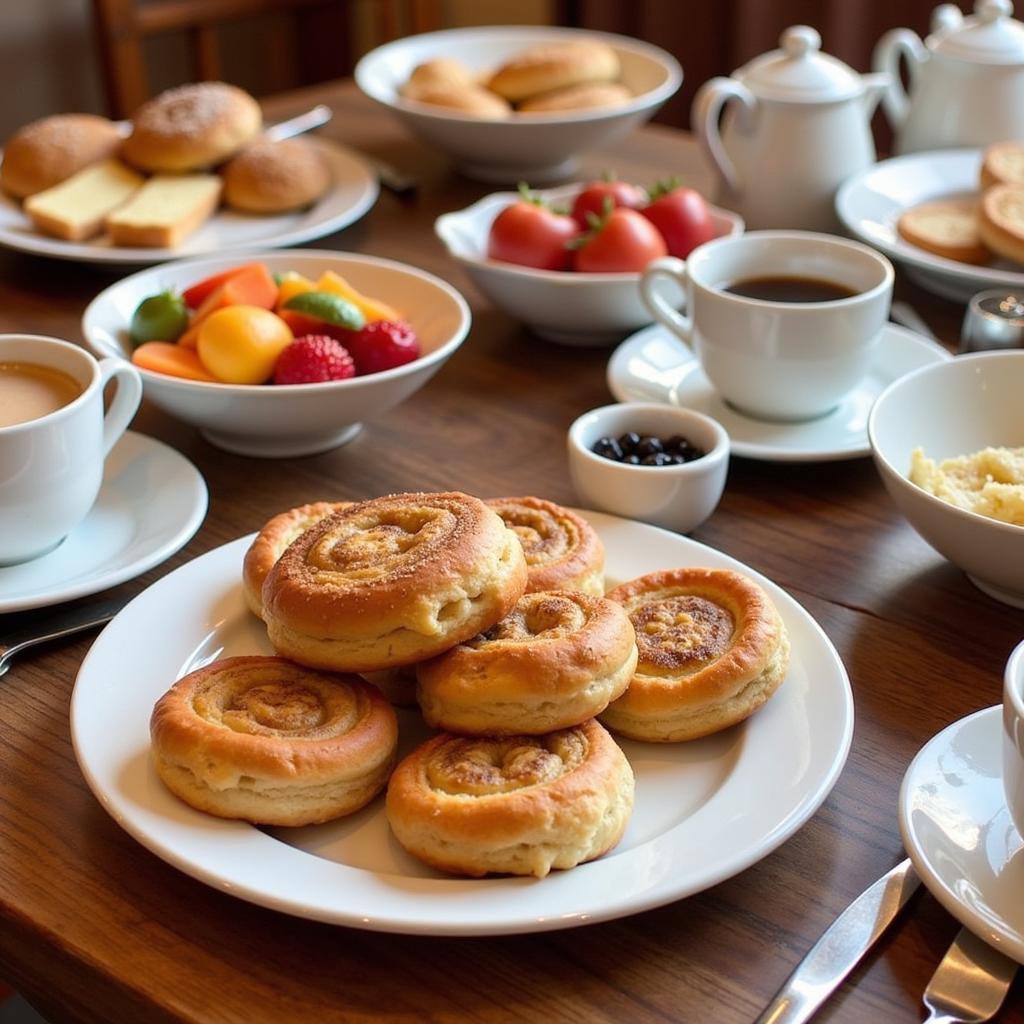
[0,431,207,614]
[606,323,951,462]
[899,706,1024,964]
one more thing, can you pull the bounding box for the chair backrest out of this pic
[90,0,442,117]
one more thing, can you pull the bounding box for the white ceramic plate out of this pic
[607,322,951,462]
[71,512,853,936]
[0,138,378,265]
[900,706,1024,964]
[836,149,1024,302]
[0,431,206,614]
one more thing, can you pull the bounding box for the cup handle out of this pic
[97,357,143,456]
[640,256,694,349]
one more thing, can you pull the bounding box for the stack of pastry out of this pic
[150,488,791,880]
[3,81,331,247]
[897,139,1024,266]
[400,39,632,118]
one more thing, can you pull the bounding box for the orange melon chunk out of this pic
[132,341,220,382]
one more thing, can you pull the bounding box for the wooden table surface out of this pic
[0,81,1021,1024]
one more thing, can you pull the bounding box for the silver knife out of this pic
[922,927,1018,1022]
[755,857,921,1024]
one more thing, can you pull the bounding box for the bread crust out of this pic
[222,138,331,214]
[487,41,620,102]
[417,589,637,734]
[385,720,634,877]
[105,173,223,247]
[601,567,789,742]
[401,82,512,118]
[896,198,990,264]
[242,501,353,619]
[122,82,262,172]
[518,82,632,113]
[2,113,122,198]
[486,496,604,595]
[262,491,528,671]
[978,183,1024,264]
[150,656,397,826]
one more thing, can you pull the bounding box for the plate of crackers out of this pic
[71,491,852,935]
[836,144,1024,301]
[0,83,378,265]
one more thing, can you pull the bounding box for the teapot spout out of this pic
[860,71,890,118]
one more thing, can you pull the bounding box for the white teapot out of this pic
[693,26,888,232]
[874,0,1024,153]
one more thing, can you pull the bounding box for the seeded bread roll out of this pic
[2,113,122,199]
[896,198,991,265]
[122,82,262,172]
[487,40,620,103]
[222,138,331,214]
[978,183,1024,265]
[981,141,1024,191]
[518,82,632,113]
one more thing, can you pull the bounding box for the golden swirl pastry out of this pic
[150,656,397,826]
[486,496,604,595]
[242,501,354,620]
[417,589,636,734]
[601,567,790,742]
[262,491,528,672]
[386,719,634,877]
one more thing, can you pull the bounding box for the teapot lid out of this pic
[929,0,1024,64]
[734,25,866,102]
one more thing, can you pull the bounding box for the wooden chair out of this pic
[90,0,443,118]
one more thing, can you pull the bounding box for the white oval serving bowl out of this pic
[82,250,471,458]
[436,183,743,346]
[868,350,1024,607]
[567,401,729,533]
[355,25,682,184]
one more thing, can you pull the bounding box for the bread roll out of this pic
[2,113,122,199]
[487,41,620,102]
[222,138,331,214]
[518,82,632,113]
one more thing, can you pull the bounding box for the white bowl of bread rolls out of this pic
[82,250,470,458]
[355,26,682,183]
[868,350,1024,608]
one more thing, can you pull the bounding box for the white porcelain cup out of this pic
[1003,639,1024,838]
[640,231,894,421]
[0,335,142,564]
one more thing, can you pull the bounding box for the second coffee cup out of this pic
[640,231,894,421]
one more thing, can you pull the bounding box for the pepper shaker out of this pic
[960,289,1024,351]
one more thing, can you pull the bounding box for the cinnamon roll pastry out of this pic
[150,656,397,826]
[262,492,528,672]
[602,567,790,742]
[242,500,353,619]
[417,590,636,735]
[386,719,633,878]
[486,496,604,595]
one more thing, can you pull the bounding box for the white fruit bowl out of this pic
[355,25,682,184]
[82,250,471,458]
[868,350,1024,607]
[435,183,743,346]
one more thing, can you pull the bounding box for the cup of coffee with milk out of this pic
[640,230,894,421]
[0,335,141,564]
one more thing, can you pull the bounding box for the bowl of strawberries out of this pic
[435,178,743,345]
[82,250,471,457]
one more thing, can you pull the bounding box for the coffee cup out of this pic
[0,335,142,564]
[640,230,894,421]
[1003,638,1024,837]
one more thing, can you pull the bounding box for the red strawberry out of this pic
[273,334,356,385]
[345,320,421,375]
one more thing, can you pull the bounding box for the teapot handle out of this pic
[692,77,756,196]
[872,28,927,130]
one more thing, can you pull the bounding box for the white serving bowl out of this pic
[436,184,743,346]
[868,351,1024,607]
[567,402,729,533]
[355,25,682,183]
[82,250,470,458]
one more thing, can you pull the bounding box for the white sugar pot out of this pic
[874,0,1024,153]
[693,26,888,232]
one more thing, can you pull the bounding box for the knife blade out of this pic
[755,857,921,1024]
[0,593,129,677]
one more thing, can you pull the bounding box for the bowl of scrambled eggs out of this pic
[868,350,1024,607]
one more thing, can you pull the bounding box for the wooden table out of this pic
[1,81,1021,1024]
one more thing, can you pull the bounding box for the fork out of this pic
[922,927,1018,1023]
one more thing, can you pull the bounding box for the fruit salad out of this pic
[128,262,422,385]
